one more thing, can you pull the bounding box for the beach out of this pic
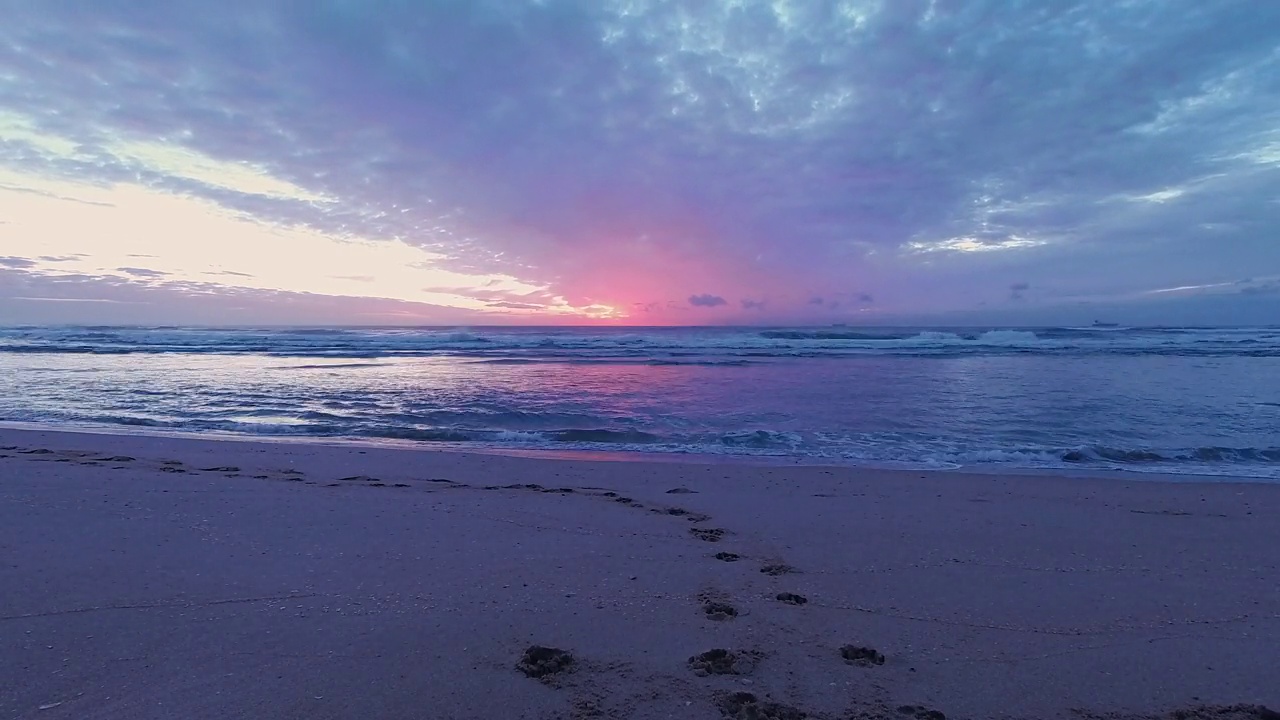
[1,426,1277,720]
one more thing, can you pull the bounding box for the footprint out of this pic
[840,645,885,666]
[776,593,807,606]
[703,602,738,621]
[19,448,53,455]
[688,649,759,676]
[716,692,807,720]
[666,487,698,494]
[200,466,240,472]
[517,645,575,681]
[896,705,946,720]
[760,563,797,576]
[690,528,727,543]
[714,552,741,562]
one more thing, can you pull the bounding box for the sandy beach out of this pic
[1,426,1277,720]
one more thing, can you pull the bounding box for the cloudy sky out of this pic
[1,0,1278,325]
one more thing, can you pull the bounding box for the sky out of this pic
[1,0,1278,326]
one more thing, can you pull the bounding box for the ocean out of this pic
[2,325,1278,479]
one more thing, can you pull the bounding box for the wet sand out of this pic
[1,426,1277,720]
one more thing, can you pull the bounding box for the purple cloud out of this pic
[689,294,727,308]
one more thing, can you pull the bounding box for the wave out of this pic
[759,330,915,340]
[3,325,1280,360]
[273,362,387,370]
[545,429,662,443]
[2,325,1280,366]
[1053,445,1280,466]
[12,405,1280,479]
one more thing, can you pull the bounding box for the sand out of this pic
[1,426,1277,720]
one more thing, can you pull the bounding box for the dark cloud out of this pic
[486,301,544,310]
[0,183,115,207]
[1239,280,1280,296]
[0,257,38,269]
[689,293,727,308]
[38,255,85,262]
[1009,282,1031,302]
[807,296,825,306]
[117,267,169,278]
[422,285,560,309]
[1,1,1279,321]
[855,293,875,305]
[741,299,767,311]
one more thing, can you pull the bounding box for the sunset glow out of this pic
[2,2,1278,325]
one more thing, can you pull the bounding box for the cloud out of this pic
[807,296,825,306]
[116,267,170,278]
[741,298,767,311]
[689,293,727,308]
[1009,282,1031,302]
[0,257,38,268]
[487,301,544,310]
[0,266,515,326]
[855,293,875,305]
[1238,279,1280,296]
[1,1,1278,323]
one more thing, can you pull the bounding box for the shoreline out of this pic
[2,425,1277,719]
[2,420,1274,486]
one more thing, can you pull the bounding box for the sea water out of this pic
[2,325,1278,479]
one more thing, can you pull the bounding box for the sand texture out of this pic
[1,427,1277,719]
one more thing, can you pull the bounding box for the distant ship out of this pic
[1092,321,1119,328]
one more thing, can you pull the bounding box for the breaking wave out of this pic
[2,325,1278,360]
